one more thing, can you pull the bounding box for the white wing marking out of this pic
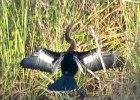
[83,53,99,64]
[52,54,64,68]
[38,52,54,63]
[74,56,85,74]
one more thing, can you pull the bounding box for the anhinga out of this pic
[20,24,124,92]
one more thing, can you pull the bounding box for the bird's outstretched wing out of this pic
[20,49,64,73]
[75,48,125,72]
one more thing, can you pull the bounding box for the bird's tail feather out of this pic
[48,75,78,92]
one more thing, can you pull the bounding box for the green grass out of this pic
[0,0,140,99]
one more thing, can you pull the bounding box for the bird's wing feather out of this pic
[20,49,64,73]
[75,48,124,72]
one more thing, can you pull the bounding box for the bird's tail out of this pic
[48,75,78,92]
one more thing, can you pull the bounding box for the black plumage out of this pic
[20,24,124,92]
[21,49,63,73]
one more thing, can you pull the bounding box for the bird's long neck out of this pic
[65,24,76,51]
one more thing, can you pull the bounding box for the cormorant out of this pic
[20,24,124,92]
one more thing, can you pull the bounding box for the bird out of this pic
[20,24,124,92]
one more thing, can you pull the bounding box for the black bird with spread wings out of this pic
[20,24,124,92]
